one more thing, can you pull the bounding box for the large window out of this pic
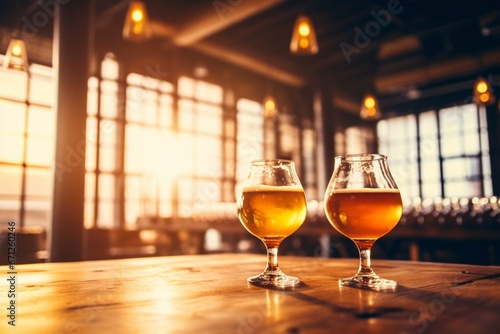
[0,60,55,230]
[85,56,253,228]
[176,76,225,216]
[124,73,175,227]
[85,54,176,228]
[377,103,492,200]
[85,54,123,229]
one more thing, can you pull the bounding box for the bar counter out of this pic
[2,254,499,333]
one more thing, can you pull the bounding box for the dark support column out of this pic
[50,1,91,262]
[313,79,336,258]
[486,101,500,195]
[313,79,335,193]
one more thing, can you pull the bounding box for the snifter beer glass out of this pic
[237,159,307,288]
[324,154,403,290]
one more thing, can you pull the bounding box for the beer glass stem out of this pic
[266,246,279,273]
[355,241,377,277]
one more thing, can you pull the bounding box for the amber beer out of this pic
[325,188,402,240]
[237,185,307,243]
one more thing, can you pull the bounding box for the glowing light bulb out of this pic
[290,15,318,55]
[480,92,490,103]
[298,23,310,37]
[476,81,488,94]
[299,38,309,49]
[364,96,376,109]
[265,99,275,111]
[367,108,376,117]
[11,43,22,56]
[131,9,143,22]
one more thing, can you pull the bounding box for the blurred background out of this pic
[0,0,499,265]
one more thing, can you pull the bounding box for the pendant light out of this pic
[263,95,278,118]
[2,37,29,71]
[290,15,319,55]
[473,77,495,105]
[360,93,381,120]
[123,0,153,42]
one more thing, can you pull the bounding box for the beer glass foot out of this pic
[248,272,300,288]
[339,275,397,291]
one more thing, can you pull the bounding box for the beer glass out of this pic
[237,159,307,288]
[324,154,403,290]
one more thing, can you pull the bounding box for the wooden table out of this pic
[2,254,499,333]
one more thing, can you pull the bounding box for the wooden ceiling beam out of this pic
[375,48,500,93]
[190,40,306,87]
[149,0,307,88]
[172,0,285,46]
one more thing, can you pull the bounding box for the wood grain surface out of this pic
[1,254,499,333]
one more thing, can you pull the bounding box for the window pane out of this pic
[0,133,24,163]
[195,136,221,175]
[99,145,117,171]
[0,165,22,197]
[177,134,195,175]
[196,103,222,134]
[126,86,144,122]
[125,123,142,173]
[125,176,141,226]
[421,183,441,199]
[419,110,441,199]
[101,80,118,118]
[99,174,115,199]
[0,100,26,133]
[178,77,194,98]
[28,105,55,136]
[0,165,22,222]
[463,132,480,154]
[85,172,96,200]
[101,54,119,80]
[97,201,115,228]
[440,133,461,157]
[99,120,118,172]
[26,136,54,166]
[178,99,194,131]
[29,69,54,106]
[97,174,115,227]
[443,158,466,179]
[0,69,28,101]
[143,90,158,125]
[195,81,223,103]
[159,94,173,127]
[87,77,99,117]
[86,117,98,171]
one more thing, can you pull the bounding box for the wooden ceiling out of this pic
[2,0,500,112]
